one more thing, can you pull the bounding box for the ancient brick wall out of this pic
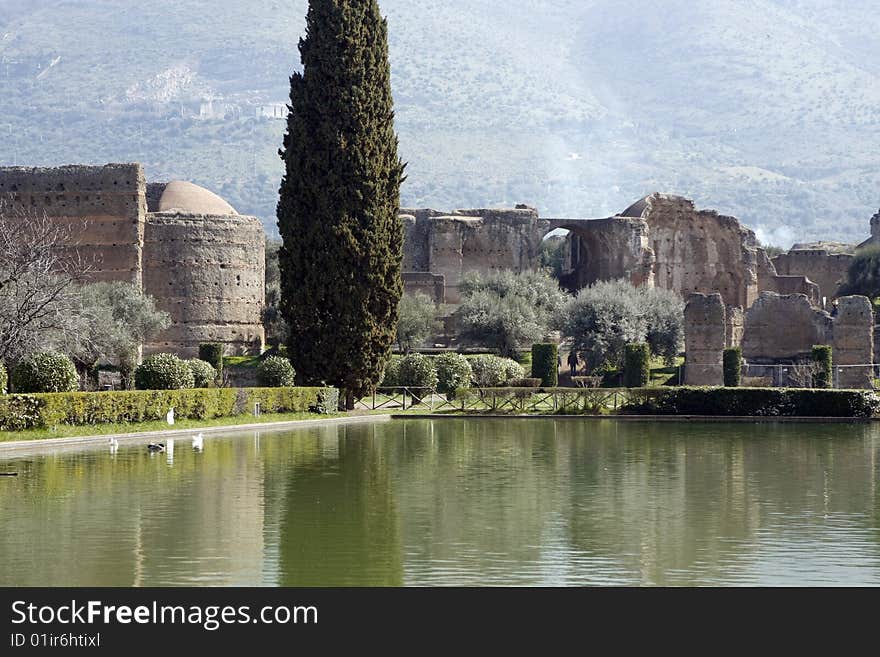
[683,292,726,386]
[831,296,874,389]
[0,163,146,285]
[742,292,832,362]
[401,207,548,304]
[142,212,265,357]
[640,194,758,309]
[772,250,852,304]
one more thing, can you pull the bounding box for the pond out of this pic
[1,418,879,586]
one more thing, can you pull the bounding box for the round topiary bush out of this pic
[469,355,522,387]
[397,353,439,389]
[12,352,79,393]
[380,356,402,387]
[134,353,195,390]
[500,358,525,384]
[435,352,472,397]
[0,362,6,395]
[257,355,296,387]
[186,359,217,388]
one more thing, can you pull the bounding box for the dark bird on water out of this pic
[147,443,165,453]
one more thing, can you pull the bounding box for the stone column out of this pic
[684,293,726,386]
[831,295,874,389]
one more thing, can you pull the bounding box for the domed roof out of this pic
[153,181,237,215]
[619,196,651,218]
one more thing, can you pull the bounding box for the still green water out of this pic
[1,418,879,586]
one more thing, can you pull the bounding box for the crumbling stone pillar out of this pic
[831,295,874,389]
[684,293,726,386]
[725,306,744,348]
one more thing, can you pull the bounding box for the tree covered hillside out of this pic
[0,0,878,245]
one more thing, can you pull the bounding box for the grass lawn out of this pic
[0,410,347,443]
[223,355,262,368]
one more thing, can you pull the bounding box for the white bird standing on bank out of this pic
[192,433,204,450]
[166,407,175,425]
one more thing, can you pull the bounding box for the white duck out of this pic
[109,437,119,453]
[192,432,204,450]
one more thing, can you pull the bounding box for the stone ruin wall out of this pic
[683,292,726,386]
[559,216,654,291]
[639,194,758,310]
[401,207,548,304]
[772,250,853,304]
[142,212,265,358]
[741,292,873,389]
[0,163,146,286]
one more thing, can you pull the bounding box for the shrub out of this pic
[12,352,79,393]
[531,343,558,387]
[186,359,217,389]
[0,386,339,431]
[812,345,833,389]
[257,355,297,387]
[623,343,650,388]
[0,362,6,395]
[470,355,524,387]
[723,347,742,387]
[396,293,440,353]
[435,353,472,397]
[198,343,224,378]
[622,387,879,418]
[397,353,439,389]
[134,354,195,390]
[380,356,402,387]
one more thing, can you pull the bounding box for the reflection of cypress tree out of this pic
[278,425,402,586]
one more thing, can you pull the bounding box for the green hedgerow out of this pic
[397,353,439,389]
[723,347,743,388]
[257,355,297,387]
[135,354,195,390]
[12,352,79,393]
[623,343,650,388]
[435,353,472,397]
[186,359,217,389]
[531,343,558,387]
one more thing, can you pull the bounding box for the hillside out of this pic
[0,0,878,245]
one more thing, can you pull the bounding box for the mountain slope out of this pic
[0,0,878,245]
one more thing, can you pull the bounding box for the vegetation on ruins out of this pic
[11,352,79,394]
[396,293,440,353]
[839,246,880,298]
[186,359,217,389]
[723,347,743,387]
[135,353,195,391]
[457,270,567,358]
[257,355,297,388]
[560,280,684,374]
[277,0,406,409]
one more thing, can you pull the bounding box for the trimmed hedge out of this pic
[397,353,439,388]
[723,347,742,387]
[186,359,217,388]
[257,355,297,387]
[509,378,542,388]
[0,386,339,431]
[624,343,650,388]
[622,387,879,418]
[435,353,472,397]
[135,354,195,390]
[198,343,224,378]
[531,343,558,388]
[812,345,833,389]
[12,352,79,393]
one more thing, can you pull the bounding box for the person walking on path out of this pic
[567,350,579,377]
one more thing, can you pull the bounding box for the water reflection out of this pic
[1,419,879,586]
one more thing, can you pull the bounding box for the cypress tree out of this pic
[277,0,406,409]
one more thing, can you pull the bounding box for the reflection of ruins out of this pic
[402,194,880,388]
